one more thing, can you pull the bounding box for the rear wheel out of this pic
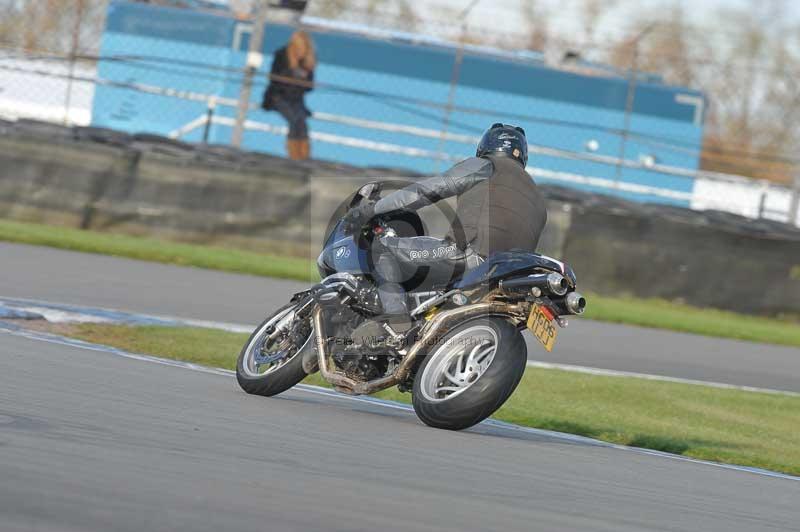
[236,301,315,397]
[412,318,527,430]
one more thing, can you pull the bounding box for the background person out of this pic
[262,30,316,160]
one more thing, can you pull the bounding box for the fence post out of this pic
[789,175,800,227]
[203,97,217,144]
[436,46,464,173]
[232,0,269,148]
[756,180,770,220]
[436,0,481,172]
[614,24,655,191]
[64,0,86,126]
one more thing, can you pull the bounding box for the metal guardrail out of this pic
[167,98,794,215]
[166,94,790,189]
[170,109,697,201]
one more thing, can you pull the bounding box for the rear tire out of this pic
[412,318,526,430]
[236,302,315,397]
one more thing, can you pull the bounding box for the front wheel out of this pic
[236,301,315,397]
[412,318,527,430]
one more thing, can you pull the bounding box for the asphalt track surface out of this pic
[2,331,799,532]
[2,242,798,392]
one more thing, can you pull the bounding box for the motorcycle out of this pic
[236,181,586,430]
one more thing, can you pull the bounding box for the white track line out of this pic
[1,324,798,483]
[526,361,800,397]
[0,296,253,333]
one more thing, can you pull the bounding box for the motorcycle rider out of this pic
[343,123,548,334]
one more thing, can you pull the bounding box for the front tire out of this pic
[412,318,527,430]
[236,301,315,397]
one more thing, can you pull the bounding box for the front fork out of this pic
[262,296,312,343]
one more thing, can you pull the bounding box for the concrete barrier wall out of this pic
[0,119,411,257]
[2,120,799,316]
[553,196,800,316]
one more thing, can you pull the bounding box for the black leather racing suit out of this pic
[372,154,548,317]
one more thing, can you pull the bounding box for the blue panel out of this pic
[106,0,235,47]
[93,31,234,137]
[458,56,702,124]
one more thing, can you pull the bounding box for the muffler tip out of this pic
[547,272,569,296]
[566,292,587,315]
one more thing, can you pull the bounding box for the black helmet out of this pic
[476,123,528,167]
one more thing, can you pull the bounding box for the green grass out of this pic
[67,323,800,476]
[2,219,799,346]
[583,294,800,347]
[0,219,318,282]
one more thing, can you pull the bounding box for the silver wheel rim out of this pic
[241,306,312,378]
[418,325,498,402]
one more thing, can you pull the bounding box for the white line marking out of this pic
[526,361,800,397]
[1,324,798,483]
[675,93,706,126]
[0,296,253,333]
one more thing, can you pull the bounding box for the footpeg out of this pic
[382,323,405,347]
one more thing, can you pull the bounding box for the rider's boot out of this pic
[286,139,301,160]
[298,138,311,160]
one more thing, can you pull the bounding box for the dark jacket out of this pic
[374,155,547,257]
[261,46,314,113]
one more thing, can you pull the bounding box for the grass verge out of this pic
[582,294,800,347]
[2,219,799,347]
[0,219,318,282]
[67,323,800,476]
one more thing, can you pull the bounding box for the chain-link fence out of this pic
[0,0,105,124]
[1,0,799,227]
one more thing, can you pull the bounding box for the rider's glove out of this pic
[342,202,376,232]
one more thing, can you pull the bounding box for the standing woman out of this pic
[262,31,316,160]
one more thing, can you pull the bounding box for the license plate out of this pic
[527,304,558,352]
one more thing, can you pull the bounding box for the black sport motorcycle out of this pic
[236,181,586,430]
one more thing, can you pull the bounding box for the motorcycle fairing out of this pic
[317,220,371,276]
